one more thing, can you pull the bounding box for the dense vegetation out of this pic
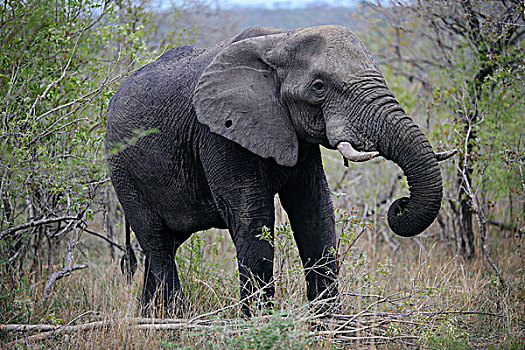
[1,0,523,348]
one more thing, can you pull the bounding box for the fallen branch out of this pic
[329,310,504,320]
[2,318,239,345]
[1,306,506,347]
[1,285,506,346]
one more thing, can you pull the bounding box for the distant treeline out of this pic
[230,5,362,30]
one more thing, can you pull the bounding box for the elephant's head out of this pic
[194,25,454,237]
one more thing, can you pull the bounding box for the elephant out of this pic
[105,25,455,316]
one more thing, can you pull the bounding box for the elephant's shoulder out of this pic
[157,46,203,63]
[231,26,285,43]
[128,46,202,78]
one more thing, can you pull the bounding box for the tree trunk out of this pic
[457,180,475,258]
[456,109,477,259]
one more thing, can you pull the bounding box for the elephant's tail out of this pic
[120,218,137,283]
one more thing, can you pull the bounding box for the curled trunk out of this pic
[327,78,443,237]
[380,115,442,237]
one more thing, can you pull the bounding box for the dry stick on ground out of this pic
[3,318,245,345]
[2,308,504,346]
[7,322,231,346]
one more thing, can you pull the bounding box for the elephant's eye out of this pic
[312,80,327,96]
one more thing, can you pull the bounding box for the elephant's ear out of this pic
[193,33,299,167]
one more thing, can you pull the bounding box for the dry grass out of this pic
[1,220,523,349]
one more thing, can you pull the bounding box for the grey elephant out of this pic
[105,25,455,316]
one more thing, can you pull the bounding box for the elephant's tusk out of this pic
[435,149,457,162]
[337,142,379,163]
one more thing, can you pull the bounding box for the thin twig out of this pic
[80,226,124,251]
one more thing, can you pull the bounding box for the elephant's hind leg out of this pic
[138,226,189,317]
[110,167,189,317]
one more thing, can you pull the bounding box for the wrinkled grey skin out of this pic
[106,25,444,316]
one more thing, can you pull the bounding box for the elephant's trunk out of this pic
[326,76,443,237]
[378,114,442,237]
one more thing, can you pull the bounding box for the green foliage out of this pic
[424,319,471,350]
[0,0,191,297]
[0,0,154,224]
[159,312,311,350]
[427,6,525,231]
[224,313,312,350]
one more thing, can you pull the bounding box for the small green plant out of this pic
[424,317,471,349]
[224,313,312,350]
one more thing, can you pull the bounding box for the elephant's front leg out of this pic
[279,148,338,310]
[230,213,275,315]
[214,190,276,316]
[200,141,276,316]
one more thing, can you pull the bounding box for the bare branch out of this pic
[33,72,124,125]
[0,216,79,240]
[456,155,505,287]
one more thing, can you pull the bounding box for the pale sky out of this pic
[221,0,355,8]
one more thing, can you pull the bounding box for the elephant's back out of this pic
[106,46,205,143]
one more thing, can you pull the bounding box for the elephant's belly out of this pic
[124,140,224,233]
[144,170,226,234]
[161,197,227,233]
